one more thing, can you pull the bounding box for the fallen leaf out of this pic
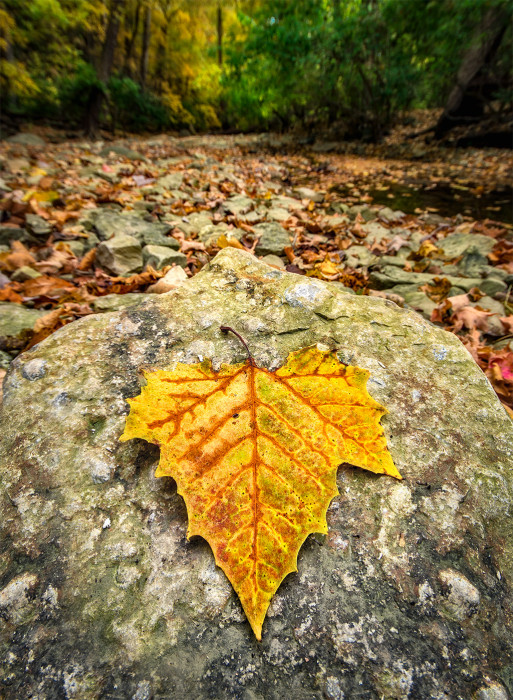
[180,240,206,253]
[499,316,513,334]
[0,288,23,303]
[33,307,65,334]
[17,275,76,299]
[77,248,96,271]
[217,234,245,250]
[451,306,494,333]
[419,277,452,303]
[34,248,76,275]
[0,241,37,272]
[121,343,400,639]
[0,368,6,404]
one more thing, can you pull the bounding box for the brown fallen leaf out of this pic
[180,240,207,253]
[283,246,296,264]
[451,306,494,333]
[0,241,37,272]
[0,288,23,303]
[419,277,452,303]
[77,248,96,271]
[16,275,76,299]
[34,248,76,275]
[500,316,513,334]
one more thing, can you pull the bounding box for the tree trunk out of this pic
[435,5,509,138]
[217,1,223,68]
[123,0,141,77]
[85,0,125,138]
[140,1,152,91]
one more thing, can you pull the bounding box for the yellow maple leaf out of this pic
[121,343,400,639]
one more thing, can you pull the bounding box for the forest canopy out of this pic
[0,0,511,140]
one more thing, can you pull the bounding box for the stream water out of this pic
[367,182,513,224]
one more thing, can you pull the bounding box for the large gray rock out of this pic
[0,248,512,699]
[95,235,143,276]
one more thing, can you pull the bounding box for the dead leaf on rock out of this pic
[419,277,452,303]
[121,343,400,639]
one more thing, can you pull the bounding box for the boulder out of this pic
[142,245,187,269]
[0,248,512,699]
[95,235,143,276]
[0,303,46,350]
[254,222,291,256]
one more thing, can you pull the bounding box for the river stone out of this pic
[85,209,172,243]
[439,233,496,258]
[25,214,52,238]
[0,226,36,247]
[6,133,46,147]
[95,235,143,276]
[0,303,46,350]
[142,245,187,270]
[100,145,146,161]
[224,194,254,216]
[370,266,507,296]
[0,248,512,699]
[344,245,378,268]
[10,266,42,282]
[254,222,291,256]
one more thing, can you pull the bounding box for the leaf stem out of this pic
[220,326,255,366]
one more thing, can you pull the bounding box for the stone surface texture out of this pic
[0,248,512,699]
[0,303,46,350]
[95,235,143,276]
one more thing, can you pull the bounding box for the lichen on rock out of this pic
[0,248,512,699]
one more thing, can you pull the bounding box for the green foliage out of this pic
[1,0,511,139]
[222,0,513,139]
[108,76,170,131]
